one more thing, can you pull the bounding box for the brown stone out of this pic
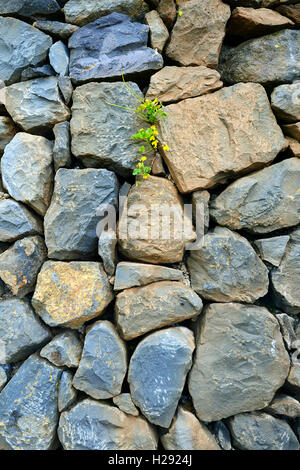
[146,66,223,103]
[114,262,183,291]
[277,4,300,25]
[151,153,165,176]
[145,10,169,53]
[0,117,16,155]
[157,0,177,29]
[286,137,300,157]
[282,122,300,141]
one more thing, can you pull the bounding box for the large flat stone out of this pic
[114,262,183,290]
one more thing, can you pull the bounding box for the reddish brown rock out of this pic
[282,122,300,141]
[286,137,300,157]
[0,117,16,156]
[157,0,177,29]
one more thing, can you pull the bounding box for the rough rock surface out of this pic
[114,262,183,291]
[40,331,83,368]
[287,136,300,157]
[58,75,73,105]
[0,199,43,243]
[282,122,300,140]
[210,158,300,233]
[187,226,269,303]
[33,20,79,39]
[254,235,290,266]
[53,121,71,171]
[1,133,53,216]
[44,168,119,259]
[73,320,127,399]
[0,117,16,155]
[166,0,230,68]
[157,0,176,29]
[145,10,169,53]
[271,83,300,123]
[113,394,139,416]
[0,0,61,18]
[32,261,113,329]
[276,313,296,350]
[49,41,70,76]
[58,399,158,450]
[128,327,195,428]
[277,4,300,25]
[0,368,7,392]
[159,83,286,193]
[0,354,62,450]
[265,394,300,419]
[58,371,77,413]
[188,303,290,422]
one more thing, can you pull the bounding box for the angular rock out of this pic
[254,235,290,266]
[282,122,300,140]
[161,406,220,450]
[212,421,232,451]
[187,227,269,303]
[286,363,300,392]
[0,368,7,392]
[0,235,47,298]
[114,262,183,291]
[44,168,119,260]
[53,121,71,171]
[5,77,70,132]
[145,10,169,53]
[276,313,296,349]
[98,228,117,277]
[33,20,79,39]
[68,13,163,84]
[58,75,73,105]
[151,153,165,176]
[113,394,139,417]
[118,176,195,263]
[128,327,195,427]
[115,281,202,340]
[0,199,43,243]
[32,261,113,329]
[0,117,16,156]
[1,133,53,216]
[58,371,77,412]
[166,0,230,68]
[192,190,210,233]
[21,64,54,81]
[271,83,300,123]
[220,29,300,86]
[73,320,127,399]
[0,354,62,450]
[58,399,158,450]
[157,0,177,29]
[271,228,300,314]
[159,83,286,193]
[210,158,300,233]
[0,0,61,18]
[0,297,51,364]
[0,16,52,85]
[277,4,300,25]
[49,41,69,76]
[228,411,300,450]
[40,331,83,368]
[188,303,290,422]
[265,394,300,418]
[287,136,300,156]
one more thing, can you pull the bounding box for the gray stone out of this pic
[265,394,300,418]
[286,363,300,392]
[0,368,7,392]
[114,262,183,291]
[0,199,43,243]
[20,64,55,81]
[0,298,51,364]
[5,77,70,132]
[0,0,61,18]
[0,354,62,450]
[276,313,296,349]
[58,371,77,412]
[40,331,83,368]
[228,411,300,450]
[53,121,71,171]
[33,20,79,39]
[128,327,195,428]
[271,227,300,314]
[220,29,300,86]
[58,75,73,104]
[0,117,16,156]
[210,158,300,234]
[192,190,210,233]
[145,10,169,53]
[271,83,300,123]
[70,81,146,175]
[68,13,163,84]
[254,235,290,266]
[212,421,232,451]
[0,235,47,298]
[188,303,290,422]
[73,320,127,399]
[44,168,119,260]
[98,228,117,277]
[0,16,52,85]
[282,122,300,140]
[58,398,158,450]
[1,133,53,216]
[188,227,269,303]
[113,394,139,416]
[49,41,69,76]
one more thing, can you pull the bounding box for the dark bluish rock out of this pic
[58,371,77,412]
[21,65,55,81]
[58,75,73,104]
[53,121,71,171]
[0,354,62,450]
[212,421,232,450]
[0,199,43,243]
[68,13,163,84]
[0,0,61,17]
[98,228,117,276]
[49,41,70,76]
[0,367,7,392]
[33,20,79,39]
[254,235,290,267]
[40,331,83,368]
[271,83,300,123]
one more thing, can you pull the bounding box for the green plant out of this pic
[175,0,183,16]
[132,156,152,185]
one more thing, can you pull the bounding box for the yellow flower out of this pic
[143,174,150,179]
[140,157,147,161]
[151,125,156,130]
[275,44,279,48]
[163,144,170,151]
[137,163,142,168]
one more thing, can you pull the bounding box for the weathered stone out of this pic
[49,41,69,76]
[32,261,113,329]
[227,7,294,39]
[220,29,300,86]
[254,235,290,266]
[271,227,300,314]
[210,158,300,233]
[44,168,119,260]
[114,262,183,291]
[212,421,232,450]
[33,20,79,39]
[287,136,300,156]
[58,371,77,412]
[71,82,145,175]
[0,199,43,243]
[265,394,300,418]
[277,4,300,25]
[0,0,61,18]
[0,16,52,85]
[0,235,47,298]
[262,0,298,7]
[118,176,195,263]
[53,121,71,172]
[5,77,70,132]
[286,363,300,392]
[68,13,163,84]
[271,83,300,123]
[0,117,16,156]
[276,313,296,349]
[73,320,127,399]
[159,83,286,193]
[0,297,51,364]
[188,303,290,422]
[128,327,195,427]
[145,10,169,53]
[98,228,117,277]
[192,190,210,233]
[1,133,53,216]
[188,227,269,303]
[0,368,7,392]
[21,64,54,81]
[113,394,139,416]
[282,122,300,140]
[146,66,222,103]
[58,75,73,105]
[161,406,220,450]
[157,0,177,29]
[228,411,300,450]
[0,354,62,450]
[40,331,83,368]
[151,153,165,176]
[58,399,158,450]
[166,0,230,68]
